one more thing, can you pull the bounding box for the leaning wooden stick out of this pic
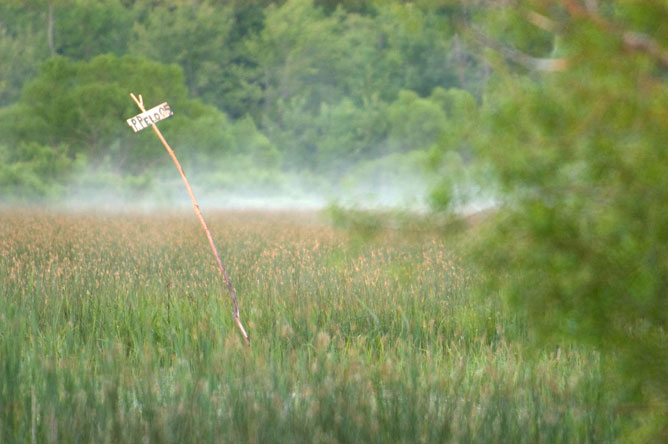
[128,92,250,346]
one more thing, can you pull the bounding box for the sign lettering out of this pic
[127,102,173,132]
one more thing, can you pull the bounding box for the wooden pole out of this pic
[130,93,250,346]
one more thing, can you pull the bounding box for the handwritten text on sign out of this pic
[127,102,173,132]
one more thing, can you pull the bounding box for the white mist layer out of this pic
[51,178,497,216]
[4,153,498,215]
[56,179,430,212]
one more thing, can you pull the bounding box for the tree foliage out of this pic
[0,0,482,202]
[470,1,668,437]
[0,52,280,197]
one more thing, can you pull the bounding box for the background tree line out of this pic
[0,0,482,203]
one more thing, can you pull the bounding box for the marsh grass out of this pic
[0,209,619,443]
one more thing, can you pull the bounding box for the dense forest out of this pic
[0,0,486,207]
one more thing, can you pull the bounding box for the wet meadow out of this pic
[0,209,620,443]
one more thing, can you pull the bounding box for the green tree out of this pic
[0,2,51,105]
[0,24,46,106]
[131,1,233,99]
[131,0,265,119]
[315,0,374,15]
[386,89,447,153]
[254,0,461,118]
[219,1,266,119]
[0,54,190,168]
[250,0,340,120]
[0,141,80,199]
[466,1,668,437]
[426,86,482,212]
[0,54,233,176]
[312,97,387,174]
[0,52,282,200]
[54,0,133,59]
[376,3,459,97]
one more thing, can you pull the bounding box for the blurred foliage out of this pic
[466,0,668,439]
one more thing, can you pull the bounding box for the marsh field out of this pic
[1,209,620,443]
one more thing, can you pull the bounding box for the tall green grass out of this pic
[0,210,619,443]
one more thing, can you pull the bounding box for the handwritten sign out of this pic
[126,102,173,132]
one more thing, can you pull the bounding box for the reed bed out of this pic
[0,209,619,443]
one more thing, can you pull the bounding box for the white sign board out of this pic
[127,102,173,132]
